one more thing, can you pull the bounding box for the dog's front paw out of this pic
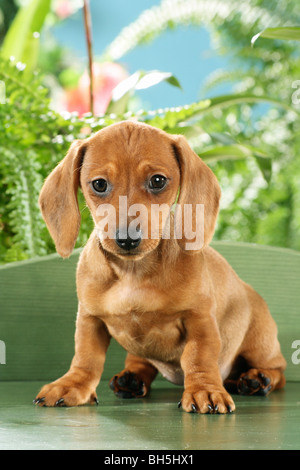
[34,372,98,407]
[179,388,235,414]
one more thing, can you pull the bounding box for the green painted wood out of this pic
[211,242,300,382]
[0,250,126,382]
[0,380,299,450]
[0,242,299,382]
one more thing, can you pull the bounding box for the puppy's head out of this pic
[39,121,221,259]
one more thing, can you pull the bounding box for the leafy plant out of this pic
[102,0,300,251]
[102,0,283,62]
[0,0,18,44]
[252,26,300,45]
[1,52,296,263]
[0,57,86,262]
[1,0,300,263]
[1,0,51,73]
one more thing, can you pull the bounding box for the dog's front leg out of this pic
[34,307,111,407]
[179,311,235,414]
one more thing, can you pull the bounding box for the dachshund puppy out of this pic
[34,121,286,413]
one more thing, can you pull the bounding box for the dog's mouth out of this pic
[97,232,161,261]
[101,244,153,262]
[115,250,145,260]
[97,239,145,260]
[117,251,140,256]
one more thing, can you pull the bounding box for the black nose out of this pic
[115,228,142,251]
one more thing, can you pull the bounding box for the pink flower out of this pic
[65,62,128,116]
[55,0,74,20]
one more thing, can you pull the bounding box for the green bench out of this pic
[0,242,299,450]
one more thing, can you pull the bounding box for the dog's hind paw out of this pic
[109,371,147,398]
[238,369,273,396]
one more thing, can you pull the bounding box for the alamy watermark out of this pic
[95,197,205,251]
[0,340,6,365]
[0,81,5,105]
[291,340,300,365]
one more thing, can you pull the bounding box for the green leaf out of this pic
[1,0,51,72]
[203,93,296,114]
[196,144,272,182]
[197,144,257,162]
[107,70,182,115]
[140,93,297,133]
[254,156,272,183]
[251,27,300,45]
[107,71,141,115]
[135,71,182,91]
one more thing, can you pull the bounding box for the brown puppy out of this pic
[34,121,286,413]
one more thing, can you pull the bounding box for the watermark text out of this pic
[291,339,300,365]
[95,197,205,250]
[0,340,6,365]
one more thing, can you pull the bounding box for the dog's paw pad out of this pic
[238,370,272,396]
[109,371,146,398]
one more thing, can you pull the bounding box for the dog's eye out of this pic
[149,175,167,191]
[92,179,108,193]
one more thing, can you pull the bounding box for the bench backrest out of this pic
[0,242,299,382]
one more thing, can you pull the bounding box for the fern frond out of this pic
[0,147,46,260]
[102,0,281,61]
[0,58,86,262]
[202,68,252,94]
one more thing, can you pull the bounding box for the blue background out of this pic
[52,0,229,110]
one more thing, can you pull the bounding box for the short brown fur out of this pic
[35,121,286,413]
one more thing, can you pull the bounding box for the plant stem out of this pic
[83,0,94,115]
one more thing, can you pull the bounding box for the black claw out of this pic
[207,404,214,414]
[94,397,99,406]
[227,405,233,413]
[55,398,65,407]
[191,404,197,413]
[256,384,272,396]
[177,401,182,408]
[109,376,118,390]
[258,373,271,386]
[33,397,45,405]
[214,404,219,413]
[135,383,145,397]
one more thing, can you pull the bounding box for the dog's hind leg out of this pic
[109,354,158,398]
[232,290,286,397]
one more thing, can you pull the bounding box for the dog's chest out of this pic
[102,276,168,316]
[99,277,185,361]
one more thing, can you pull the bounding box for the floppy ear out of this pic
[39,140,86,258]
[172,134,221,252]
